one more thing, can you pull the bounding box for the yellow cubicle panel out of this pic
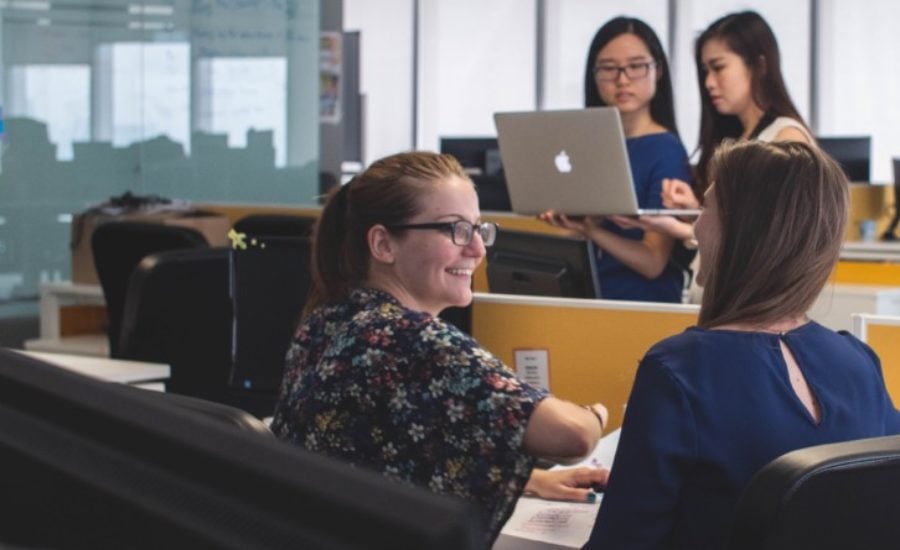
[861,323,900,404]
[832,261,900,286]
[471,293,699,431]
[847,183,893,242]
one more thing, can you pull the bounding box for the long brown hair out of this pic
[304,151,470,317]
[694,11,809,192]
[698,141,848,328]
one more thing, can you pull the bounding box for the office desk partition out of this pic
[471,293,698,431]
[851,314,900,403]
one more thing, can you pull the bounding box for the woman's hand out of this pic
[662,178,700,209]
[609,214,695,241]
[538,210,597,237]
[525,467,610,503]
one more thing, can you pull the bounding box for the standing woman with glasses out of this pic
[540,16,692,303]
[271,151,610,545]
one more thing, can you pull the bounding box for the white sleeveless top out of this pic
[756,116,813,143]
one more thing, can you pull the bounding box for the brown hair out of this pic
[694,11,809,192]
[304,151,470,317]
[698,140,848,328]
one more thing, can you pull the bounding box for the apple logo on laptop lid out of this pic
[554,150,572,173]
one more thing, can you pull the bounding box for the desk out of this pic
[14,349,169,390]
[24,282,108,357]
[841,241,900,262]
[494,430,620,549]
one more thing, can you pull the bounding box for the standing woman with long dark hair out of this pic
[541,17,692,303]
[664,10,814,211]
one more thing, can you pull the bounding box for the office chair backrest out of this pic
[118,248,232,404]
[228,235,312,416]
[232,213,317,238]
[728,434,900,550]
[92,221,209,357]
[126,386,274,437]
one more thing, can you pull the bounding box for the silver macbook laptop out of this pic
[494,107,701,217]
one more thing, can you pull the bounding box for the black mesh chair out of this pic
[228,236,312,417]
[728,434,900,550]
[119,247,283,418]
[117,248,232,406]
[126,386,273,437]
[92,221,209,357]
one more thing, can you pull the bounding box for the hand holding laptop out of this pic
[607,214,695,241]
[538,209,594,233]
[662,178,701,209]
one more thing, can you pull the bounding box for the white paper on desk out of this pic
[553,428,620,472]
[499,498,601,547]
[498,429,621,547]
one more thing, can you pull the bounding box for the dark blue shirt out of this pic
[595,132,691,303]
[585,322,900,550]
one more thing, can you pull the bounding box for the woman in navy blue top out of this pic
[584,141,900,549]
[541,17,691,303]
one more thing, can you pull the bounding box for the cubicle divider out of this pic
[471,292,699,431]
[851,314,900,403]
[833,262,900,285]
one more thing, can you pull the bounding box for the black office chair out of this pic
[728,434,900,550]
[118,247,233,406]
[228,236,312,417]
[232,213,317,238]
[881,158,900,241]
[121,385,273,437]
[92,221,209,358]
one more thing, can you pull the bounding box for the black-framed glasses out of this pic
[387,220,498,247]
[592,61,657,82]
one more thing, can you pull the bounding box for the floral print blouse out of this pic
[271,287,548,543]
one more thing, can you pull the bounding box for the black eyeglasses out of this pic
[592,61,657,82]
[387,220,498,247]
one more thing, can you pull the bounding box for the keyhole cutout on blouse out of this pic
[780,339,822,424]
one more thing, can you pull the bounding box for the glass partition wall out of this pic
[0,0,319,311]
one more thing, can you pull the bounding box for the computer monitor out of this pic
[229,235,312,394]
[817,136,871,182]
[439,137,502,175]
[882,158,900,241]
[0,349,483,549]
[486,229,600,299]
[440,137,512,211]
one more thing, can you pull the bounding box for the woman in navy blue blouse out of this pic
[584,141,900,549]
[271,152,610,545]
[541,17,692,303]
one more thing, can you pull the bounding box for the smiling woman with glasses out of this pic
[387,219,498,247]
[271,151,611,545]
